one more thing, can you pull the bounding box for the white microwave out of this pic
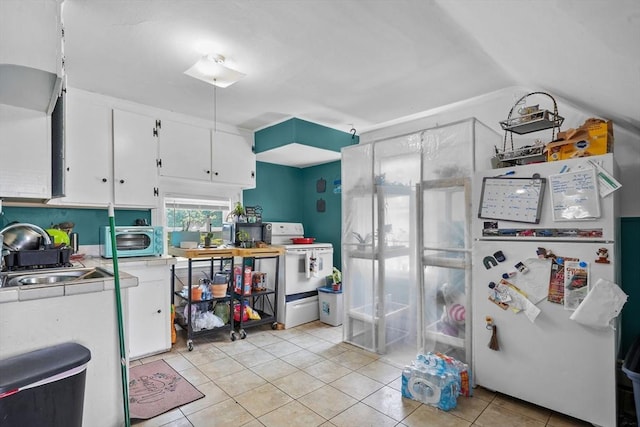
[100,226,164,258]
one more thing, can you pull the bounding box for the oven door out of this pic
[284,247,333,294]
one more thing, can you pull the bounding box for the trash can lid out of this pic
[623,334,640,374]
[0,342,91,394]
[317,286,342,294]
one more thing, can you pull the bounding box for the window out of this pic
[165,197,231,243]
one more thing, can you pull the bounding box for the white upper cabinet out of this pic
[54,92,159,208]
[61,92,112,205]
[0,105,50,199]
[211,131,256,188]
[157,123,256,188]
[0,0,62,200]
[0,0,63,113]
[53,90,254,207]
[158,119,212,181]
[112,109,159,207]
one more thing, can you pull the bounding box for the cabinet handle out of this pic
[214,171,219,176]
[102,178,107,183]
[206,170,210,174]
[119,179,125,184]
[157,309,162,314]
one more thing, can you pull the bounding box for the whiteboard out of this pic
[549,168,600,221]
[478,177,546,223]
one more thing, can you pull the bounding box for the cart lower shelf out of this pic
[174,309,235,351]
[235,308,278,339]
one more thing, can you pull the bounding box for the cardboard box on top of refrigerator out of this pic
[545,118,613,161]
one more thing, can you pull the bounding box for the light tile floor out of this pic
[131,321,592,427]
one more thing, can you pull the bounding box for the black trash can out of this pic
[622,335,640,427]
[0,342,91,427]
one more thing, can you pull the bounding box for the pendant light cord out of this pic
[213,82,217,133]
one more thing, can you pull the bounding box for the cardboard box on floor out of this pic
[545,118,613,161]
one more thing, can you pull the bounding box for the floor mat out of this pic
[129,359,204,420]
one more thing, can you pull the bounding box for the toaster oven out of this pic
[100,226,164,258]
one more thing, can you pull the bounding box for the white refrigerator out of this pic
[471,153,619,427]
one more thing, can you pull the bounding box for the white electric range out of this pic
[266,222,333,328]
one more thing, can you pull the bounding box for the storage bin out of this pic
[0,342,91,427]
[318,286,343,326]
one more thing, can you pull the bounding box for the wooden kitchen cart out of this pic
[169,247,235,351]
[168,246,284,350]
[232,247,283,339]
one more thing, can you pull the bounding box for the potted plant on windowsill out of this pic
[204,232,214,248]
[226,202,246,223]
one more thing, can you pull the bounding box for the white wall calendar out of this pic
[478,177,546,224]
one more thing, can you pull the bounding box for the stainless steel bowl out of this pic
[0,223,52,251]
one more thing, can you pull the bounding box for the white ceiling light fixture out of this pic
[184,54,246,88]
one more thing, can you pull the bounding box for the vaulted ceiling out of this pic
[56,0,640,134]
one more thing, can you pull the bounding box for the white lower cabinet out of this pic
[124,262,172,360]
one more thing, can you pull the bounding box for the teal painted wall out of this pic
[254,119,296,152]
[0,207,151,246]
[249,118,358,269]
[620,217,640,357]
[255,117,358,153]
[301,161,343,268]
[243,160,343,268]
[243,162,303,223]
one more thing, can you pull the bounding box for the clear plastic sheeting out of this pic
[342,118,500,366]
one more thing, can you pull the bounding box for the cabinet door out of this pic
[0,105,50,198]
[125,266,171,360]
[211,131,256,188]
[61,92,112,205]
[159,119,212,181]
[113,109,159,207]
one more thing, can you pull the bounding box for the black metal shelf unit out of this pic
[233,253,280,339]
[171,255,235,351]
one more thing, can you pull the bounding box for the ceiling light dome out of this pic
[184,54,246,88]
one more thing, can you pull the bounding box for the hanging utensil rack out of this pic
[497,91,564,160]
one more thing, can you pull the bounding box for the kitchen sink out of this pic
[0,267,114,288]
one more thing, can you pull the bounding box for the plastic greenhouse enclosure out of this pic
[341,118,501,366]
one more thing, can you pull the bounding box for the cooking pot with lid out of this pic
[291,237,316,244]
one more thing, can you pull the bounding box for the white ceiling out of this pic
[61,0,640,134]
